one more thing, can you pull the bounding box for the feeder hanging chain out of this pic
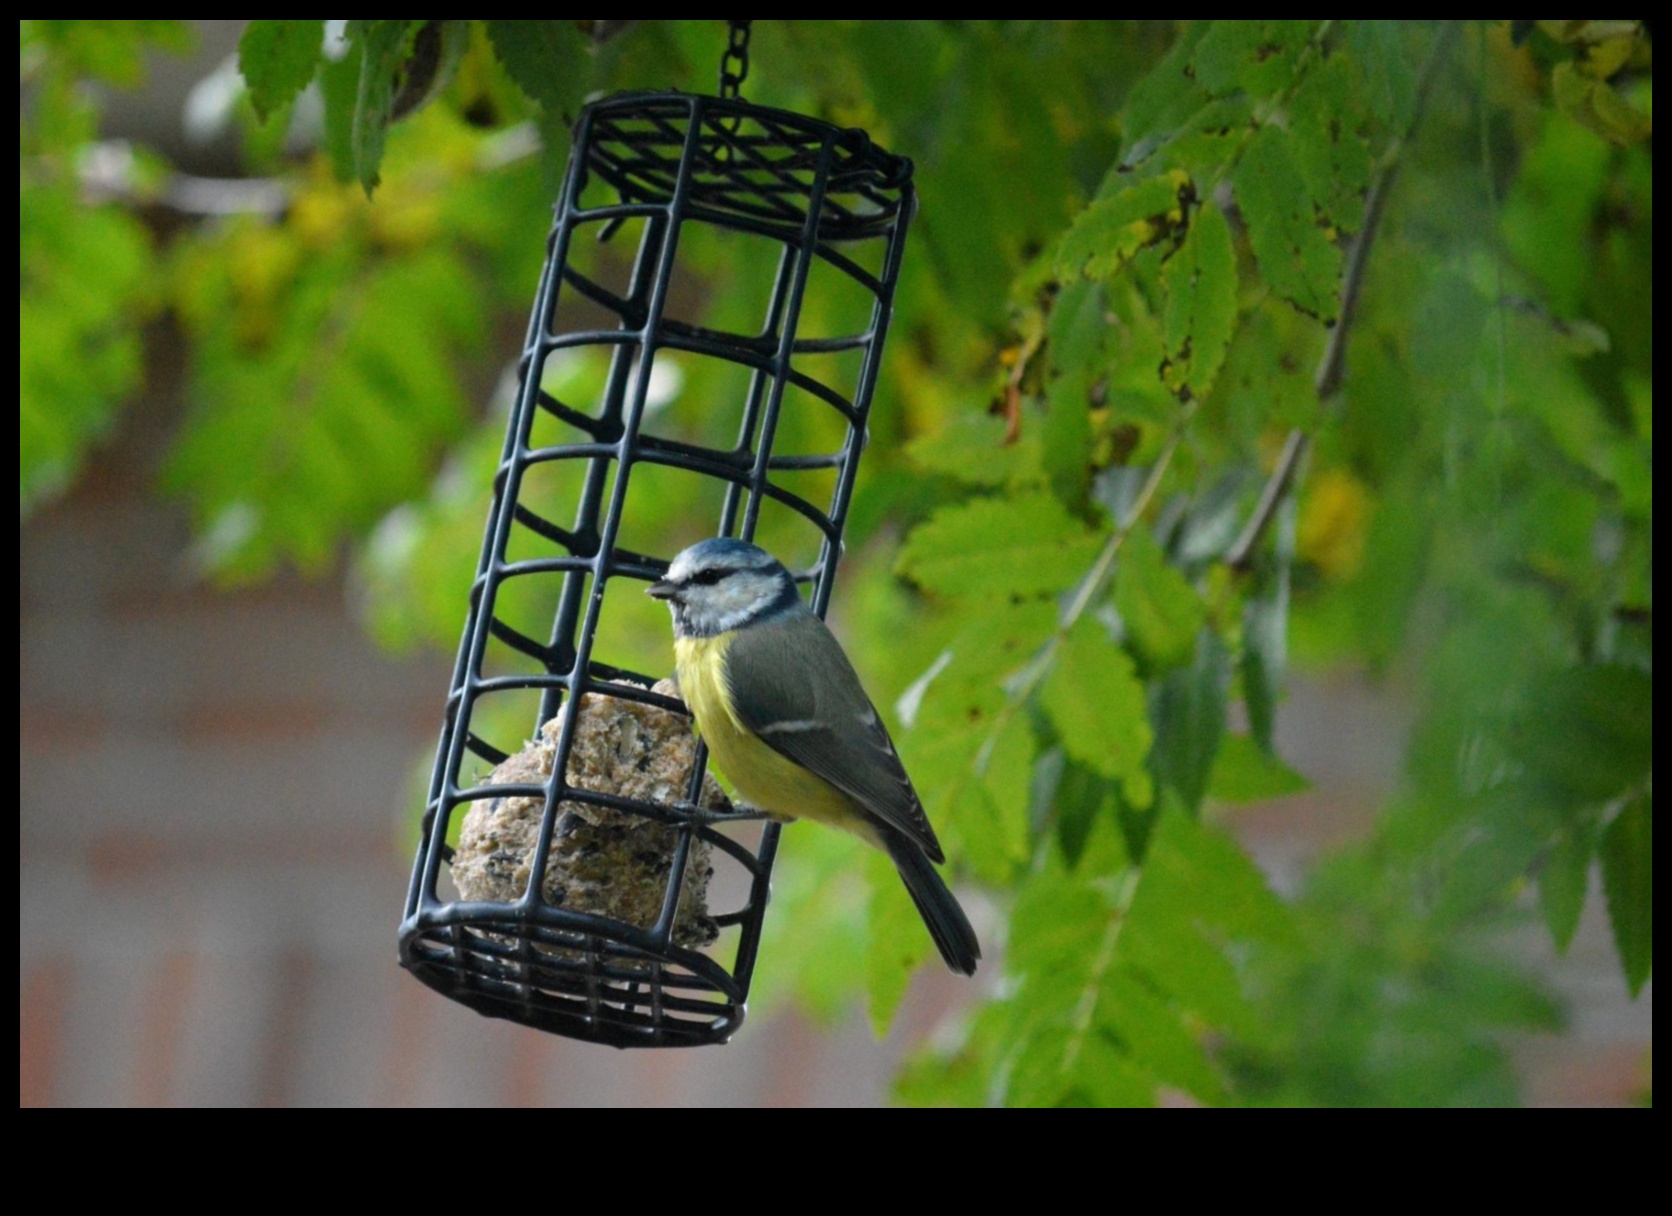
[720,20,753,99]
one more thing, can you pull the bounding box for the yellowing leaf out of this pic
[1297,466,1370,580]
[1552,61,1652,148]
[1055,171,1189,281]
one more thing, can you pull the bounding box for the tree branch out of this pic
[1226,428,1309,572]
[1315,23,1458,402]
[1230,23,1459,572]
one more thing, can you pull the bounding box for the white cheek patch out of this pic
[674,570,786,636]
[707,570,780,629]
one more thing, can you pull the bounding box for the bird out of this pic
[647,537,980,975]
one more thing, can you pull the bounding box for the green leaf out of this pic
[981,710,1038,864]
[989,812,1257,1110]
[1160,201,1239,402]
[1538,816,1596,954]
[1240,642,1278,759]
[20,185,152,513]
[1240,506,1292,754]
[1043,616,1154,808]
[344,19,417,195]
[1154,805,1295,945]
[1149,628,1231,814]
[1115,23,1214,172]
[1191,21,1313,99]
[1113,524,1206,673]
[1206,732,1309,802]
[1099,969,1225,1103]
[238,20,323,121]
[904,410,1044,488]
[166,246,483,578]
[1003,863,1154,1106]
[750,827,870,1024]
[1515,664,1652,806]
[1345,20,1417,126]
[1003,876,1110,1016]
[486,19,589,115]
[1600,794,1652,996]
[1074,799,1136,877]
[936,709,1034,882]
[902,598,1052,882]
[1235,127,1342,321]
[22,19,191,88]
[1040,278,1103,509]
[1498,113,1614,315]
[1047,754,1120,871]
[1287,54,1375,234]
[895,1000,1007,1108]
[895,492,1103,599]
[1009,864,1115,980]
[1055,171,1188,281]
[1157,95,1258,183]
[1072,1033,1162,1107]
[1007,1009,1144,1107]
[1121,810,1294,1043]
[1120,831,1259,1036]
[908,597,1060,732]
[318,29,362,184]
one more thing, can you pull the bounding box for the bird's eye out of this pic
[689,568,727,586]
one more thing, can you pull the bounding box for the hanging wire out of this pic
[719,20,753,99]
[716,19,754,165]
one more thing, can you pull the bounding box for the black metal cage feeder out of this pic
[398,90,915,1047]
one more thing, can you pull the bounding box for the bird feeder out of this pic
[398,88,915,1047]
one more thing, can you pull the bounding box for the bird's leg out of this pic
[671,800,786,827]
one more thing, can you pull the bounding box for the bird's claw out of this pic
[673,800,777,827]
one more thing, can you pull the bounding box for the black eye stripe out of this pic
[689,568,727,585]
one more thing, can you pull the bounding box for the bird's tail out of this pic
[886,833,981,976]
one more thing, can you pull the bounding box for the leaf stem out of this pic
[1231,22,1459,572]
[1315,22,1458,403]
[997,403,1198,735]
[1060,867,1140,1078]
[1226,428,1309,572]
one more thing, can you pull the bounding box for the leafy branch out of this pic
[1230,22,1458,572]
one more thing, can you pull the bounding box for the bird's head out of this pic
[647,538,804,638]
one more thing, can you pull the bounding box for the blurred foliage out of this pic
[19,20,188,510]
[19,20,1651,1105]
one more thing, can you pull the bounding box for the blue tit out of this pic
[647,538,980,975]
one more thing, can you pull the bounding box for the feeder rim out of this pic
[575,87,915,187]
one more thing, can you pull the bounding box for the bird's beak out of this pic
[646,579,678,601]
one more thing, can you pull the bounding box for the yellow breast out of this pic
[674,632,873,842]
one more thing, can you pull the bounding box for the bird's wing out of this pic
[723,611,945,863]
